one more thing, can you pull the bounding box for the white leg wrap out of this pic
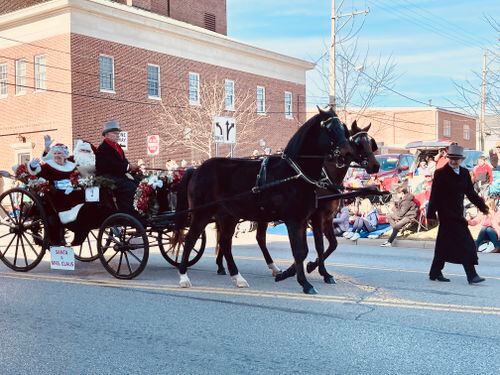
[231,273,249,288]
[268,263,282,277]
[179,273,192,288]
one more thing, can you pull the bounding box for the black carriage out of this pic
[0,171,206,279]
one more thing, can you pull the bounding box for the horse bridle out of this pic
[349,131,378,169]
[321,116,350,168]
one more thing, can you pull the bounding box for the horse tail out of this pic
[172,167,195,248]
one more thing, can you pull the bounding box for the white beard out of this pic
[74,148,96,177]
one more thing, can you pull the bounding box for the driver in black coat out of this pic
[427,144,488,284]
[95,121,138,217]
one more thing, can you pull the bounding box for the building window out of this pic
[256,86,266,114]
[0,63,7,98]
[284,91,293,118]
[99,55,115,92]
[463,124,470,140]
[443,119,451,137]
[188,72,200,105]
[34,55,46,91]
[147,64,160,99]
[204,13,216,32]
[15,59,26,95]
[224,79,234,110]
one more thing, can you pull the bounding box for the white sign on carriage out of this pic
[118,131,128,151]
[213,117,236,144]
[50,246,75,270]
[147,135,160,156]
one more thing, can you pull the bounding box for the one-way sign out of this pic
[213,117,236,144]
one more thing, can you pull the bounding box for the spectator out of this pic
[137,159,146,175]
[344,198,378,241]
[426,156,436,174]
[489,142,500,170]
[415,160,428,176]
[332,206,349,236]
[381,187,418,247]
[472,156,493,188]
[435,147,449,170]
[467,199,500,252]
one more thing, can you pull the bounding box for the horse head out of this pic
[319,114,354,168]
[349,120,380,174]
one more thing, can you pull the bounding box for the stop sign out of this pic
[147,135,160,156]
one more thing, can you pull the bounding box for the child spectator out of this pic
[467,199,500,252]
[332,205,349,236]
[344,198,378,241]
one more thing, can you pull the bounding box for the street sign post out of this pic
[147,134,160,156]
[213,117,236,144]
[118,131,128,151]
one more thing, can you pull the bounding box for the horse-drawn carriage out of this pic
[0,170,206,279]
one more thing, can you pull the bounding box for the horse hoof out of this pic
[217,269,227,275]
[179,274,192,288]
[232,273,249,288]
[324,276,336,284]
[306,261,316,274]
[268,263,282,277]
[272,270,283,278]
[303,286,318,295]
[275,273,286,282]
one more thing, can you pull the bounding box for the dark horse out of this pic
[215,121,380,283]
[174,108,353,294]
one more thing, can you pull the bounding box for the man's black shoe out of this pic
[430,275,450,282]
[468,275,485,284]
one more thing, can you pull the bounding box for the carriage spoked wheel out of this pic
[158,229,206,268]
[66,229,101,262]
[0,188,48,271]
[97,213,149,279]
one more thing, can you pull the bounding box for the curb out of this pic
[337,237,436,249]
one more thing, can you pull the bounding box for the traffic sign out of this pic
[213,117,236,144]
[147,134,160,156]
[118,131,128,151]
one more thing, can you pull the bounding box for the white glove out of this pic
[44,135,53,151]
[29,159,40,170]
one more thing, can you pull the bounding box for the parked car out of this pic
[374,153,415,191]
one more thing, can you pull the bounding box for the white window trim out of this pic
[34,54,46,92]
[15,59,27,96]
[99,54,115,93]
[188,72,200,106]
[0,63,7,99]
[443,119,451,138]
[147,63,161,100]
[284,91,293,119]
[224,79,235,111]
[257,85,266,115]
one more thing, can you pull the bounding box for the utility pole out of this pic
[328,0,369,110]
[479,51,487,151]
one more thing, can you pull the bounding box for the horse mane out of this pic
[284,111,335,159]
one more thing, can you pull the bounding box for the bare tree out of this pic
[151,76,268,160]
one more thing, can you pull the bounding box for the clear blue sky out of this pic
[227,0,499,110]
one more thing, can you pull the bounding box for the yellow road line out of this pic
[1,272,499,316]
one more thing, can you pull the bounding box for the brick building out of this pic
[0,0,313,170]
[333,107,477,153]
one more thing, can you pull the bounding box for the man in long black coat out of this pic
[95,121,138,217]
[427,144,488,284]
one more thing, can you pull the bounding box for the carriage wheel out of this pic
[69,229,100,262]
[158,229,206,267]
[97,213,149,279]
[0,188,48,271]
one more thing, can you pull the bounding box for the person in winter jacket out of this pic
[381,187,418,247]
[344,198,378,241]
[467,199,500,251]
[332,205,349,236]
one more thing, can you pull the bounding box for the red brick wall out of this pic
[0,34,73,170]
[169,0,227,35]
[70,34,305,168]
[438,111,476,149]
[0,0,49,15]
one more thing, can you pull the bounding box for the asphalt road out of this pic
[1,232,499,375]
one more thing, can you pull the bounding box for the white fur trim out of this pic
[27,162,42,176]
[231,273,249,288]
[179,273,192,288]
[58,204,84,224]
[44,159,76,173]
[268,263,282,277]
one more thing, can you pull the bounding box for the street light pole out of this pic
[479,50,487,152]
[329,0,336,109]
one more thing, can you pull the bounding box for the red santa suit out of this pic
[28,158,85,224]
